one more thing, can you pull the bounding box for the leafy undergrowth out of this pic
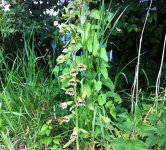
[0,0,166,150]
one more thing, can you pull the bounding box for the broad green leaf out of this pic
[79,15,86,27]
[93,33,99,56]
[87,36,93,53]
[82,84,91,98]
[76,56,84,64]
[158,135,166,147]
[63,139,75,149]
[106,92,121,103]
[84,22,91,40]
[101,66,108,79]
[76,42,82,51]
[97,94,106,106]
[146,136,158,148]
[111,138,147,150]
[101,77,115,91]
[39,137,52,145]
[95,81,102,92]
[53,139,60,145]
[91,9,100,19]
[102,116,111,124]
[106,101,116,119]
[99,48,108,62]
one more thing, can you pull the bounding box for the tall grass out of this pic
[0,34,59,149]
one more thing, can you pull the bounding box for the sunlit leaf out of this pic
[91,9,100,19]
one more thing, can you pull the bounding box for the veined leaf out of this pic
[82,84,91,98]
[84,22,91,40]
[97,94,106,106]
[106,91,121,103]
[87,36,93,53]
[95,81,102,92]
[106,101,116,119]
[102,116,111,124]
[101,66,108,79]
[99,48,108,62]
[93,32,99,56]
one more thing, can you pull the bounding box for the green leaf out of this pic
[146,135,158,148]
[106,92,121,103]
[106,101,116,119]
[99,48,108,62]
[91,9,100,19]
[76,42,82,51]
[95,81,102,92]
[101,77,115,91]
[79,128,89,134]
[82,84,91,98]
[79,15,86,27]
[101,66,108,79]
[97,94,106,106]
[87,36,93,53]
[39,124,52,136]
[63,139,75,149]
[102,116,111,124]
[84,22,91,40]
[39,137,52,145]
[111,138,147,150]
[53,139,60,145]
[93,32,99,56]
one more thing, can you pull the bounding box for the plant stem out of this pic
[74,85,80,150]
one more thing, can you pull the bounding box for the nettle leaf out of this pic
[101,66,108,79]
[91,9,100,20]
[111,138,147,150]
[158,135,166,147]
[93,32,99,56]
[94,80,102,92]
[146,135,158,148]
[99,48,108,62]
[97,94,106,106]
[134,105,142,120]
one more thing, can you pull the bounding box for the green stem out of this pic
[74,85,80,150]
